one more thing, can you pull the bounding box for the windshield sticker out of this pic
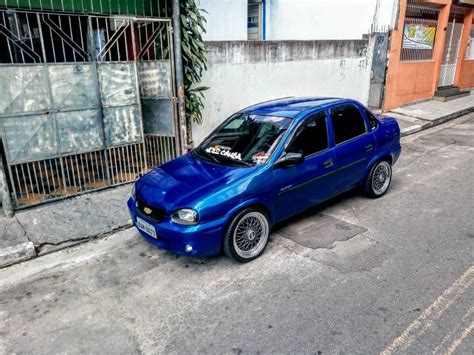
[206,145,242,161]
[252,151,269,165]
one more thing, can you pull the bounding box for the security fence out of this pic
[0,8,179,209]
[401,1,442,62]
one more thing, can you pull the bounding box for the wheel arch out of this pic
[219,199,273,249]
[227,199,273,227]
[359,153,393,187]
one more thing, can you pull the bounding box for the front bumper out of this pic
[127,198,225,257]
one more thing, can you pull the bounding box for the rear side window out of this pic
[330,104,367,144]
[287,111,328,157]
[364,108,379,130]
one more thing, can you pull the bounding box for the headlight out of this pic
[131,184,136,200]
[171,208,199,225]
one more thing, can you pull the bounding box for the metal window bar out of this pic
[0,10,172,64]
[8,142,160,208]
[2,0,170,17]
[400,1,442,62]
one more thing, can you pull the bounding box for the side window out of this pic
[287,112,328,157]
[364,108,379,130]
[248,3,262,40]
[330,104,367,144]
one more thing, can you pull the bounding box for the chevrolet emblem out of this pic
[143,207,152,215]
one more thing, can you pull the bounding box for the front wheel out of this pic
[363,160,392,198]
[223,208,270,263]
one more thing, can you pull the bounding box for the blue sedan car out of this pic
[128,97,401,262]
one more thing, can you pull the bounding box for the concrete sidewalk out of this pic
[389,92,473,136]
[0,185,131,267]
[1,93,473,268]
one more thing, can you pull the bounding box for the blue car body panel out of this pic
[128,97,401,257]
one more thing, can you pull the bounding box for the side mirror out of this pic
[273,152,304,169]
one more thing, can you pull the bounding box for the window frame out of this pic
[363,107,380,131]
[247,2,263,41]
[196,112,293,167]
[329,103,368,146]
[284,110,330,159]
[400,2,442,62]
[466,27,474,60]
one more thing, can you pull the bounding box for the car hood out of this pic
[135,153,257,210]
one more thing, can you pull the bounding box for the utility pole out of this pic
[172,0,188,154]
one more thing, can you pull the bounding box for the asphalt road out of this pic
[1,114,473,355]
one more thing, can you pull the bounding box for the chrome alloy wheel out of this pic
[233,211,269,259]
[372,161,391,195]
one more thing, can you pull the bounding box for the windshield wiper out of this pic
[193,148,220,164]
[230,159,252,167]
[214,154,253,167]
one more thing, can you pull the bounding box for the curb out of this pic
[0,241,36,268]
[400,107,473,137]
[35,223,132,257]
[401,124,422,136]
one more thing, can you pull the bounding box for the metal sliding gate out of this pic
[0,9,180,209]
[439,19,464,87]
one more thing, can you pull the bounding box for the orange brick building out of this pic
[384,0,473,110]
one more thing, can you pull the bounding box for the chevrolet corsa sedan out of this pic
[128,97,401,262]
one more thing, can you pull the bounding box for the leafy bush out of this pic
[180,0,209,125]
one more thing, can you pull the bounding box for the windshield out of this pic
[194,113,292,167]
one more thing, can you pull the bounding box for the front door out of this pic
[273,111,336,221]
[439,20,464,87]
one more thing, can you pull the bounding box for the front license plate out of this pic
[136,217,157,239]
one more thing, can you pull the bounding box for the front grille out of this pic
[136,198,166,223]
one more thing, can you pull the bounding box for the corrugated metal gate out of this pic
[0,9,179,209]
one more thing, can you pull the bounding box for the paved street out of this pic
[1,114,473,354]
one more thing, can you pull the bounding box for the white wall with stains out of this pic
[198,0,248,41]
[199,0,398,41]
[266,0,398,40]
[192,40,373,144]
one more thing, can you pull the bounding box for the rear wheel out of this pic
[364,160,392,198]
[223,208,270,263]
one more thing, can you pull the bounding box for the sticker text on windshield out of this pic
[206,146,242,161]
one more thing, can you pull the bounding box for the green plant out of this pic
[180,0,209,125]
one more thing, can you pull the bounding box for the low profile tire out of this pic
[364,160,392,198]
[223,208,270,263]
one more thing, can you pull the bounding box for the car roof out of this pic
[239,97,346,118]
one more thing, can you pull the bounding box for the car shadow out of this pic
[271,187,360,234]
[137,187,363,268]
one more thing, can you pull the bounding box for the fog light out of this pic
[127,219,134,226]
[185,245,193,253]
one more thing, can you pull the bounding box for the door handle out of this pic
[365,144,374,152]
[323,159,333,168]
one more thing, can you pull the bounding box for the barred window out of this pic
[400,1,441,62]
[0,9,169,64]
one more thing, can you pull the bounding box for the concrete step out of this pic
[434,86,461,97]
[433,91,470,102]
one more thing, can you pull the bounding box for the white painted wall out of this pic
[198,0,248,41]
[192,44,372,144]
[198,0,398,41]
[267,0,397,40]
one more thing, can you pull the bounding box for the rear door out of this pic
[328,103,376,193]
[273,111,336,221]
